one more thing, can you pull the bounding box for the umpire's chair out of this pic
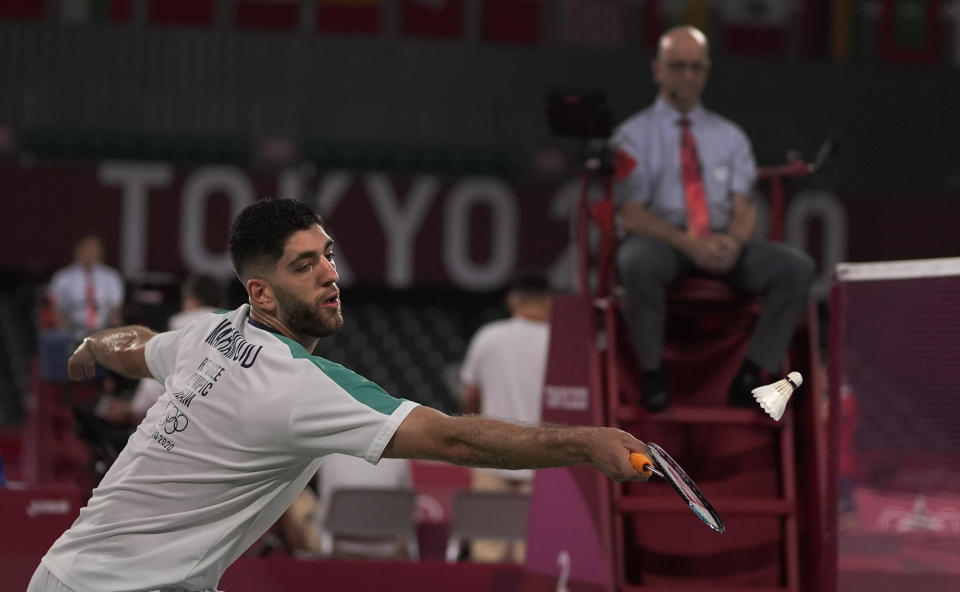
[576,156,827,591]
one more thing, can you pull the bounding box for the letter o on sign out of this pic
[443,177,517,290]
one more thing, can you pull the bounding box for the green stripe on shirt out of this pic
[270,333,404,415]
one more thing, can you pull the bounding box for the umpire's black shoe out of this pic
[728,366,762,408]
[641,369,670,412]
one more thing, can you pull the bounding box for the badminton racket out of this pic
[630,443,725,533]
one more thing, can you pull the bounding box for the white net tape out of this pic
[836,256,960,282]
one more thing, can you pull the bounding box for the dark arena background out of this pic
[1,2,959,591]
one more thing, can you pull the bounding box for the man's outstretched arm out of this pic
[383,406,648,482]
[68,326,157,381]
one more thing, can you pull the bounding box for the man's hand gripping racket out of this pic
[630,444,725,533]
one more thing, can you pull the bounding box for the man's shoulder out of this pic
[474,317,546,343]
[93,263,124,283]
[470,318,518,343]
[50,263,80,282]
[699,107,748,138]
[190,306,310,372]
[613,105,659,140]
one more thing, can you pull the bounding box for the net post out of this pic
[825,272,845,592]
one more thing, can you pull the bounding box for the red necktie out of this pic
[85,270,97,329]
[679,118,710,237]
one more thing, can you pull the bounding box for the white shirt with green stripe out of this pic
[42,304,418,592]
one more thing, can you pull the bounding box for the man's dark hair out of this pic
[228,199,324,280]
[182,274,223,308]
[508,268,550,297]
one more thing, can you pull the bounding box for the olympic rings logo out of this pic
[160,404,189,435]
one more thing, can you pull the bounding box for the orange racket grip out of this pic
[629,451,653,477]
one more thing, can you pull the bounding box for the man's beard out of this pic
[274,285,343,338]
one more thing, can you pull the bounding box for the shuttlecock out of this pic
[752,372,802,421]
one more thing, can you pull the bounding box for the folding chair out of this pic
[321,487,420,560]
[444,490,530,563]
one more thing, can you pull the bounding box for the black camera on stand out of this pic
[544,90,618,296]
[545,90,614,177]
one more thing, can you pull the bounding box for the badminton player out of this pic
[28,199,649,592]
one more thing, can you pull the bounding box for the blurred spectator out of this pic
[99,274,223,425]
[837,380,860,532]
[611,26,814,412]
[276,488,325,557]
[459,269,551,563]
[313,454,413,559]
[47,234,124,335]
[38,234,124,385]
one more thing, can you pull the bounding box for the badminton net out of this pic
[829,257,960,590]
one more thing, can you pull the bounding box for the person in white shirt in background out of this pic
[47,234,124,335]
[99,274,223,425]
[459,269,551,563]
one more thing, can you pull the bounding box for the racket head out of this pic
[646,442,725,533]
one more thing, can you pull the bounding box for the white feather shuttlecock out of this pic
[751,372,803,421]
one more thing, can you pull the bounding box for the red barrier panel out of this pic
[222,557,522,592]
[5,554,522,592]
[0,485,85,588]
